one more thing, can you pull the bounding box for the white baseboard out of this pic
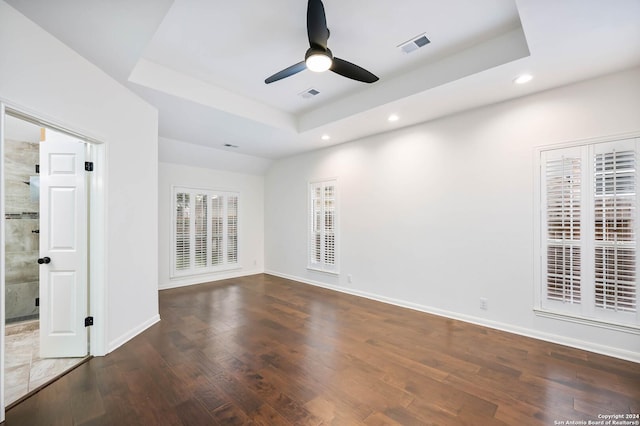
[108,314,160,353]
[159,268,264,290]
[265,270,640,363]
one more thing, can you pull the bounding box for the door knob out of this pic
[37,256,51,264]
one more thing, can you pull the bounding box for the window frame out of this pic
[171,186,240,278]
[307,178,339,274]
[534,135,640,333]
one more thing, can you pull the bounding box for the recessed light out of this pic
[321,134,330,141]
[388,114,399,122]
[514,74,533,84]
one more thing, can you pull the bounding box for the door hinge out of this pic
[85,161,94,172]
[85,316,94,327]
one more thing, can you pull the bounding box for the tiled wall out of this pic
[4,138,40,322]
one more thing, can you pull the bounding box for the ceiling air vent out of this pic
[299,88,320,99]
[398,33,430,54]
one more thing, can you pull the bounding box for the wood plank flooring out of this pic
[5,274,640,425]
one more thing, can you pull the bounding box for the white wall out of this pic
[158,162,264,289]
[0,1,159,353]
[265,67,640,361]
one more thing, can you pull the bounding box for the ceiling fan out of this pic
[265,0,379,84]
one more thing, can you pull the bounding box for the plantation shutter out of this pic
[175,192,191,271]
[324,185,336,266]
[194,194,208,268]
[543,149,583,306]
[539,138,639,327]
[227,195,239,264]
[211,196,223,266]
[309,180,338,273]
[172,188,239,276]
[593,142,637,314]
[310,183,322,266]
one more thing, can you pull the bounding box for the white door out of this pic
[39,129,88,358]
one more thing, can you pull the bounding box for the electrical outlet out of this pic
[347,274,352,284]
[480,297,488,310]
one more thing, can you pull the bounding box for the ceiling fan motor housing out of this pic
[305,47,333,61]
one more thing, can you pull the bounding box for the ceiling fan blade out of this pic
[307,0,329,49]
[331,57,379,83]
[265,61,307,84]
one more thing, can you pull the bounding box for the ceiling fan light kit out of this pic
[305,48,333,72]
[265,0,378,84]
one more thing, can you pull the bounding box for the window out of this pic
[173,187,239,276]
[538,138,639,328]
[308,179,339,273]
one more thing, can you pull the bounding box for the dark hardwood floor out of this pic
[4,274,640,425]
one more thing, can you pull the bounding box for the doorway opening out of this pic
[2,111,97,407]
[4,324,86,406]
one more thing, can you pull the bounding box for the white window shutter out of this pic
[324,184,336,266]
[211,196,223,266]
[308,180,339,273]
[175,192,191,271]
[539,138,639,327]
[194,194,208,268]
[172,187,239,277]
[593,141,637,314]
[310,183,321,267]
[543,149,583,306]
[227,195,239,264]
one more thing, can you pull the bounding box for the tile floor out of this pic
[4,320,85,406]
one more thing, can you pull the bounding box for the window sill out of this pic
[307,267,339,276]
[171,265,242,279]
[534,309,640,335]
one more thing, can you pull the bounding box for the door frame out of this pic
[0,102,107,421]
